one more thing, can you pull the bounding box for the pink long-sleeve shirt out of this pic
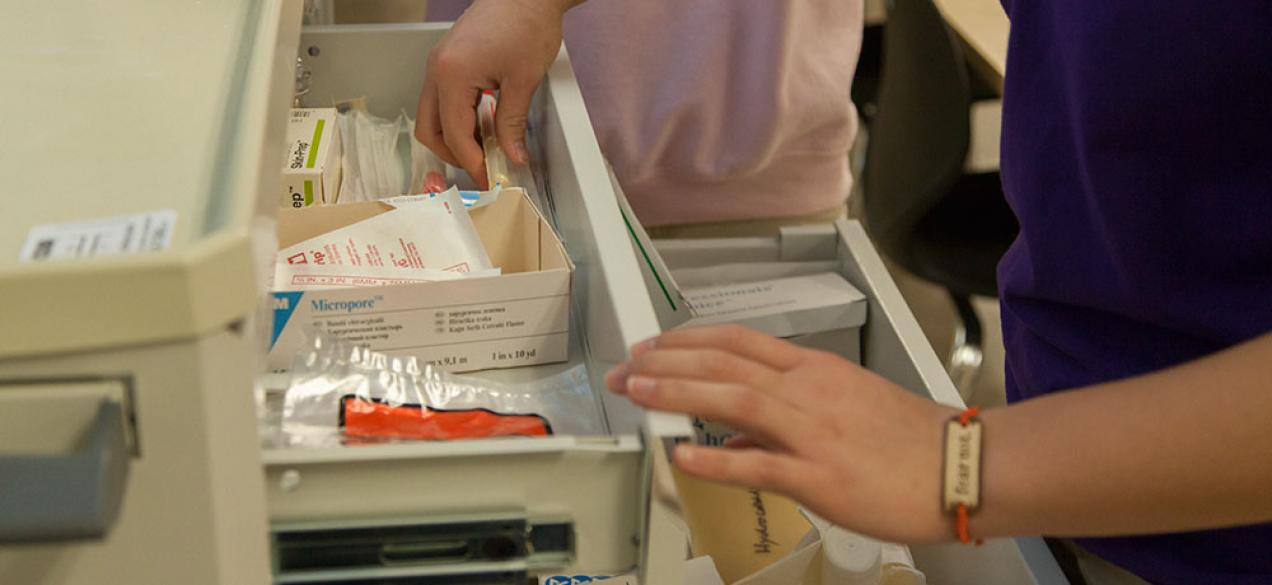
[428,1,863,226]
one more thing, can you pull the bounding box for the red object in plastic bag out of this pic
[340,396,551,441]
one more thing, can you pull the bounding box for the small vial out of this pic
[477,90,511,189]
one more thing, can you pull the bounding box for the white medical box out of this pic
[268,188,574,373]
[0,7,1066,585]
[679,271,867,363]
[281,107,342,207]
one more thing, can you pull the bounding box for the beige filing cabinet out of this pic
[0,1,301,584]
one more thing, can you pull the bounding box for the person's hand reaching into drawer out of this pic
[605,324,959,543]
[415,0,585,189]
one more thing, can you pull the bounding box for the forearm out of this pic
[976,333,1272,538]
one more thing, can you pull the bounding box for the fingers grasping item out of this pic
[604,324,957,543]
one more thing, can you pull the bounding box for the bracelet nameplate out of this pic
[943,419,982,512]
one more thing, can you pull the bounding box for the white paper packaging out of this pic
[277,188,493,275]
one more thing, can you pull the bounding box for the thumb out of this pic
[494,78,537,166]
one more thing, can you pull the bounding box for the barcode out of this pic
[33,239,54,260]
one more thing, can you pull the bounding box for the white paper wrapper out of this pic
[276,188,494,281]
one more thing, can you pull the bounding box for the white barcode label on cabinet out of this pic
[19,210,177,262]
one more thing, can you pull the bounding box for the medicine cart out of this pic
[0,3,1067,584]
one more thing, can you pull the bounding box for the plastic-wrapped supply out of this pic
[280,332,605,447]
[409,132,449,194]
[337,109,408,201]
[477,91,512,189]
[335,109,367,201]
[337,107,459,200]
[356,110,406,198]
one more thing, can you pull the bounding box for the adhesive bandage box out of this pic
[281,108,341,208]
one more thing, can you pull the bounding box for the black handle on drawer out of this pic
[0,400,131,543]
[273,517,575,581]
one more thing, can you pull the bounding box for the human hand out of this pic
[414,0,575,189]
[605,325,960,543]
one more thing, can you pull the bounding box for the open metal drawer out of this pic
[652,225,1070,584]
[261,24,694,585]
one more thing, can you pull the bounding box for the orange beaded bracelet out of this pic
[943,406,984,545]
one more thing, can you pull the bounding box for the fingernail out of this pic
[513,142,529,165]
[605,363,628,391]
[627,375,656,399]
[631,338,656,358]
[675,444,697,465]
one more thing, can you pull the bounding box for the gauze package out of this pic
[281,331,604,447]
[409,131,449,194]
[337,107,458,200]
[335,109,368,202]
[277,187,494,275]
[356,110,405,198]
[337,109,408,201]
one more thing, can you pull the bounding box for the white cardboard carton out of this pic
[678,272,867,365]
[609,167,866,360]
[281,108,341,208]
[682,273,866,338]
[268,188,573,372]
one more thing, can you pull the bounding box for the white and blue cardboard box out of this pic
[268,188,574,372]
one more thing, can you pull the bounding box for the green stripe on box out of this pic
[303,180,315,205]
[621,207,677,311]
[306,119,325,168]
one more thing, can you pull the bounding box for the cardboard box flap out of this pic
[277,188,568,276]
[539,217,573,271]
[277,200,392,247]
[469,188,542,274]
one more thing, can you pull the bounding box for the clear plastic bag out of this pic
[409,130,449,194]
[337,109,408,201]
[337,108,457,201]
[279,331,605,447]
[335,110,368,201]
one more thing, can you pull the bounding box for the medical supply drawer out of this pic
[260,23,694,585]
[650,224,1070,584]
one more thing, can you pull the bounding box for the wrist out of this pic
[967,405,1025,540]
[944,407,987,544]
[908,402,964,543]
